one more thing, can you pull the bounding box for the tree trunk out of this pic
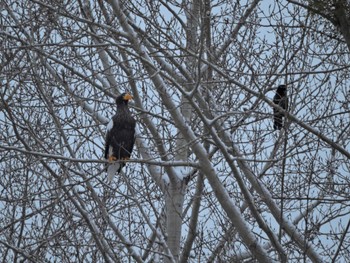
[165,182,185,262]
[164,0,200,261]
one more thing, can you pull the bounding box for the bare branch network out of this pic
[1,0,350,262]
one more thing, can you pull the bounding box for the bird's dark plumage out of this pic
[273,85,288,130]
[104,92,136,181]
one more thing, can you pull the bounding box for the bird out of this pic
[273,85,288,130]
[104,92,136,181]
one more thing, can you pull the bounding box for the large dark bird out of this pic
[273,85,288,130]
[104,92,136,181]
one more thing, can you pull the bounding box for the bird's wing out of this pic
[279,96,288,110]
[126,128,136,156]
[273,93,281,104]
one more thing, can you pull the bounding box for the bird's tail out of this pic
[107,162,126,182]
[107,163,121,182]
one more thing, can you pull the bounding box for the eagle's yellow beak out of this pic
[123,93,133,101]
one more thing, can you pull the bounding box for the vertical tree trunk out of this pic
[164,1,200,260]
[165,182,185,261]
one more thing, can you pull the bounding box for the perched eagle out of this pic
[273,85,288,130]
[104,92,136,181]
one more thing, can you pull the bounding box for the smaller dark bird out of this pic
[273,85,288,130]
[104,92,136,181]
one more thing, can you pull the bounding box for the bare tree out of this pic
[1,0,350,262]
[288,0,350,51]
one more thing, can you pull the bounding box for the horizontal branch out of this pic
[0,145,199,167]
[2,144,277,167]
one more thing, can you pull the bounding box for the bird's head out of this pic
[116,92,133,105]
[276,85,287,95]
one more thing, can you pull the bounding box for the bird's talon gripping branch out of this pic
[108,156,117,162]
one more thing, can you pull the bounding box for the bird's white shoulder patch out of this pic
[106,119,113,133]
[108,145,113,158]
